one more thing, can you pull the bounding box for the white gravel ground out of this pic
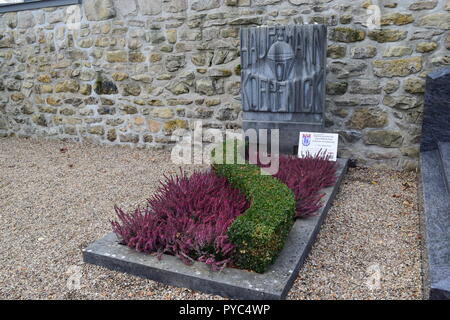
[0,137,423,300]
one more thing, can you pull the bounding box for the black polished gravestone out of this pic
[421,66,450,152]
[240,25,327,155]
[420,65,450,299]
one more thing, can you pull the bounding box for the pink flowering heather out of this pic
[111,170,248,270]
[253,151,338,218]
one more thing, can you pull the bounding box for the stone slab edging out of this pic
[438,142,450,195]
[420,150,450,300]
[82,158,348,300]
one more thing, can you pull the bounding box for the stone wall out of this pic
[0,0,449,170]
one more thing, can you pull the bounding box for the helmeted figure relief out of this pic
[267,35,295,82]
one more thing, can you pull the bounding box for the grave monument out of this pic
[420,66,450,299]
[240,25,327,154]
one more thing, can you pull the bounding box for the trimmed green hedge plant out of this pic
[212,143,296,273]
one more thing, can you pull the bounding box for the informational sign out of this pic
[298,132,339,161]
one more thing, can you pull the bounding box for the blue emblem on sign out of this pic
[302,134,311,147]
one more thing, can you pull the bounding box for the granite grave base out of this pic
[83,159,348,300]
[420,147,450,299]
[420,66,450,300]
[243,119,323,155]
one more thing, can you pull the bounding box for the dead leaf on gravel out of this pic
[392,194,401,198]
[403,200,413,208]
[402,182,415,190]
[60,147,68,153]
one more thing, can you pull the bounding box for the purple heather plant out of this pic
[254,151,338,218]
[111,170,248,270]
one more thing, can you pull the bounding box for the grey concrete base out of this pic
[243,120,323,155]
[83,159,348,300]
[420,150,450,300]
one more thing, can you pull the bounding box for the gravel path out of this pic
[287,167,423,300]
[0,137,423,300]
